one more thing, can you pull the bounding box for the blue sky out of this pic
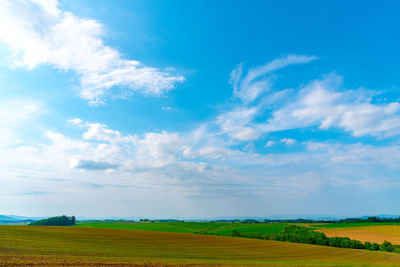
[1,0,400,218]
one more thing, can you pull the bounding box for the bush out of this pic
[364,241,380,251]
[232,230,241,237]
[231,230,272,240]
[381,240,394,252]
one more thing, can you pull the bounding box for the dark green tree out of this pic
[30,215,76,226]
[381,241,394,252]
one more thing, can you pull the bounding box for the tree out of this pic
[381,241,394,252]
[30,215,76,226]
[231,230,241,237]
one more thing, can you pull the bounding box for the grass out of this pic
[202,222,287,235]
[77,221,287,236]
[1,225,400,266]
[77,220,230,233]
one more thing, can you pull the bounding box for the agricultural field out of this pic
[315,224,400,245]
[77,220,228,233]
[1,225,400,266]
[312,222,400,228]
[78,220,400,246]
[77,220,288,236]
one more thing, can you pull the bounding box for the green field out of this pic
[77,220,288,236]
[2,225,400,266]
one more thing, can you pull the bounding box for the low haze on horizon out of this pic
[1,0,400,218]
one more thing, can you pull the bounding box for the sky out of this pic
[1,0,400,218]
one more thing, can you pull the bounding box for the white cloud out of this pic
[222,57,400,141]
[216,107,261,141]
[264,74,400,137]
[83,123,134,143]
[280,138,296,145]
[216,55,317,142]
[2,115,400,216]
[0,0,184,104]
[230,55,316,102]
[131,131,187,169]
[265,141,276,147]
[2,53,400,216]
[69,119,135,143]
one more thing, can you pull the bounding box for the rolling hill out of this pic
[1,225,400,266]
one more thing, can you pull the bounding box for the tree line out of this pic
[231,225,395,253]
[30,215,76,226]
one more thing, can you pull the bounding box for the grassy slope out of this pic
[205,222,287,235]
[77,221,287,235]
[1,226,400,266]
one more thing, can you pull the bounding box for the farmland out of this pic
[316,224,400,245]
[78,220,400,247]
[312,222,400,228]
[1,225,400,266]
[77,220,288,235]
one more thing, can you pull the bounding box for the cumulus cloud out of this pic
[66,120,195,171]
[2,114,400,216]
[130,131,188,169]
[0,0,184,104]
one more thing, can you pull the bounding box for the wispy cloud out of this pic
[0,0,184,104]
[220,56,400,142]
[230,54,317,103]
[217,54,317,142]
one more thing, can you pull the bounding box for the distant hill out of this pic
[0,215,19,221]
[0,215,38,224]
